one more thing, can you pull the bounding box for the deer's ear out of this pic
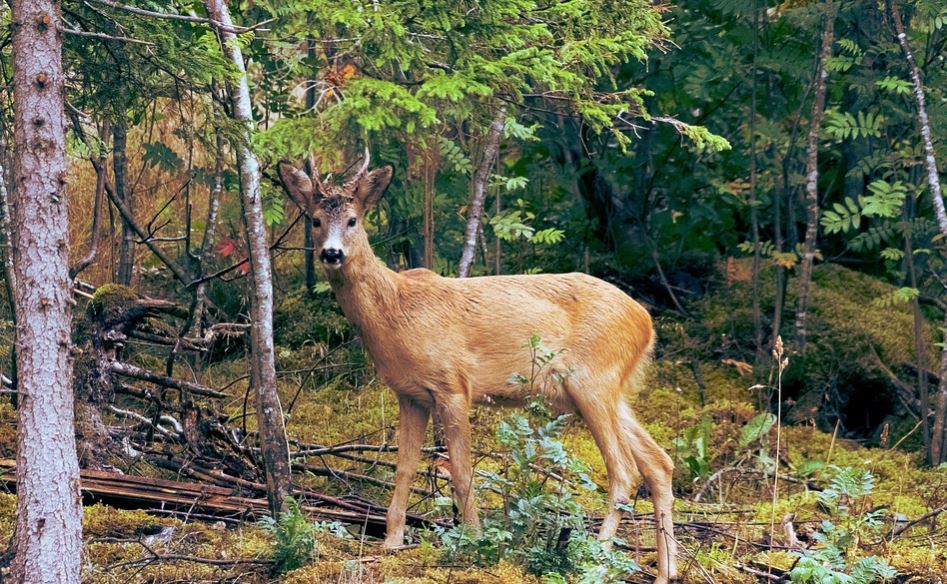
[354,165,393,211]
[277,161,316,212]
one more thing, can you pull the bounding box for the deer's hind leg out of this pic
[566,372,636,545]
[617,400,678,584]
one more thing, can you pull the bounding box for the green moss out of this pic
[87,283,139,319]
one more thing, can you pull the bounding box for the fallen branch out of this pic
[890,502,947,538]
[128,330,207,352]
[110,361,227,399]
[693,466,821,502]
[107,538,272,572]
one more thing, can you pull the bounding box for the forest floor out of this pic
[0,262,944,583]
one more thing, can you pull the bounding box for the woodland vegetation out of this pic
[0,0,946,582]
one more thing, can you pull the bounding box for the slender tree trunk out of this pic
[205,0,292,513]
[0,135,18,399]
[494,186,501,274]
[749,0,764,360]
[794,6,835,353]
[886,0,947,462]
[774,88,812,343]
[114,118,135,285]
[187,131,224,338]
[303,39,317,294]
[10,1,83,581]
[903,197,930,459]
[458,108,505,278]
[422,140,436,269]
[70,121,110,279]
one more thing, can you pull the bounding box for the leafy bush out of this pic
[790,466,897,584]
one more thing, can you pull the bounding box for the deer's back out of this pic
[365,271,653,407]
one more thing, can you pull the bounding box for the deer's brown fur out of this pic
[278,159,678,584]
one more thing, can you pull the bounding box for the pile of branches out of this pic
[69,282,447,538]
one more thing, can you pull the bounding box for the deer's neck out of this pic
[326,248,401,333]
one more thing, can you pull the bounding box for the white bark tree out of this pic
[203,0,292,513]
[885,0,947,463]
[794,5,835,353]
[10,1,83,581]
[457,108,506,278]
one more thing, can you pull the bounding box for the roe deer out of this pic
[278,153,679,584]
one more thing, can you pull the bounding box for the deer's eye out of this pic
[312,218,321,228]
[347,217,357,228]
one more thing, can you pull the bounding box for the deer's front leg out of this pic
[436,392,480,531]
[384,396,430,549]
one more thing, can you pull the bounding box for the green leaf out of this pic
[739,413,776,448]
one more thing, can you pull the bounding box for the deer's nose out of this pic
[320,248,344,264]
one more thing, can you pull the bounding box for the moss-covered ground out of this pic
[0,263,942,582]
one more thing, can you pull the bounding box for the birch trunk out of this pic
[458,108,505,278]
[794,6,835,353]
[885,0,947,462]
[204,0,292,513]
[10,1,83,581]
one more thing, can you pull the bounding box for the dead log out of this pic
[0,460,440,537]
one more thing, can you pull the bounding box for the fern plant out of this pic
[260,497,350,574]
[789,466,897,584]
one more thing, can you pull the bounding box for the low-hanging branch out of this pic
[110,361,227,399]
[87,0,271,33]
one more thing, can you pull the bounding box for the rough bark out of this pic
[794,6,835,353]
[10,1,83,581]
[205,0,291,514]
[458,108,505,278]
[113,118,135,285]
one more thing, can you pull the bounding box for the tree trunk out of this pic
[303,39,318,294]
[0,135,18,401]
[903,197,930,460]
[114,118,135,286]
[205,0,292,513]
[422,140,436,269]
[748,0,763,360]
[187,130,224,338]
[70,121,109,279]
[458,108,505,278]
[794,6,835,353]
[886,0,947,462]
[10,1,83,581]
